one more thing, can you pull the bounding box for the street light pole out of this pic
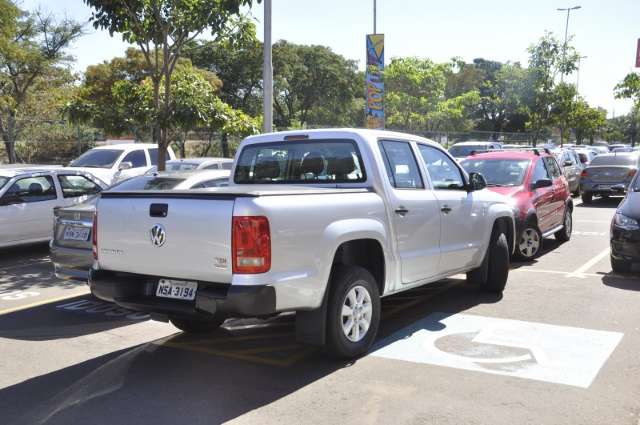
[557,5,581,82]
[373,0,376,33]
[576,55,587,96]
[263,0,273,133]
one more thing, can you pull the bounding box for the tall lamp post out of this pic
[263,0,273,133]
[576,55,587,96]
[557,5,581,82]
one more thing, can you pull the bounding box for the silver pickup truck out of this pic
[90,129,515,358]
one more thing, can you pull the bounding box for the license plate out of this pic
[156,279,198,301]
[63,226,90,241]
[598,184,612,190]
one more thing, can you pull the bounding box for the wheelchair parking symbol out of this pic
[371,313,622,388]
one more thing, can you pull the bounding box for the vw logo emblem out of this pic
[150,224,166,247]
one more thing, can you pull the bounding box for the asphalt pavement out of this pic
[0,197,638,425]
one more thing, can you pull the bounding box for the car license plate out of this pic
[63,226,90,241]
[156,279,198,301]
[598,184,612,190]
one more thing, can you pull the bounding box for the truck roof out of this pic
[240,128,440,148]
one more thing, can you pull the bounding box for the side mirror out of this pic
[118,161,133,171]
[563,160,573,167]
[611,184,626,193]
[533,179,553,190]
[468,172,487,191]
[0,193,22,206]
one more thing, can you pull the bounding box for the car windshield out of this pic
[234,139,366,184]
[70,149,123,168]
[461,158,531,187]
[109,176,187,191]
[167,162,198,171]
[449,145,488,157]
[590,154,639,167]
[0,176,8,191]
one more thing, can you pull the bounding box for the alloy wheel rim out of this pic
[341,283,373,343]
[519,228,540,258]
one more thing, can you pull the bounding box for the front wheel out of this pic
[170,316,226,333]
[611,256,631,274]
[326,266,381,359]
[555,208,572,242]
[515,225,542,261]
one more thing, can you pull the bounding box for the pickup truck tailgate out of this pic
[96,193,235,283]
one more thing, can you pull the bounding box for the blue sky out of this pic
[22,0,640,117]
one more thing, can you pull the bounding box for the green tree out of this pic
[569,101,606,145]
[525,32,580,145]
[84,0,257,170]
[0,2,82,162]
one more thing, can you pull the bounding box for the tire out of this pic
[515,224,543,261]
[326,266,381,359]
[611,256,631,274]
[581,192,592,204]
[555,208,572,242]
[170,316,226,333]
[467,225,509,293]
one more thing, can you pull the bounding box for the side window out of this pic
[532,159,550,182]
[2,176,57,204]
[417,145,465,190]
[148,148,173,166]
[203,163,221,170]
[192,178,229,188]
[121,150,147,168]
[379,140,424,189]
[57,175,102,198]
[543,157,562,178]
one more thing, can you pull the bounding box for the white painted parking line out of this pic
[371,313,623,388]
[567,248,611,278]
[575,220,610,224]
[512,268,600,278]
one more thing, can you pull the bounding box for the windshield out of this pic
[70,149,123,168]
[449,145,488,157]
[109,176,187,191]
[461,158,531,187]
[0,176,8,191]
[167,162,198,171]
[590,154,639,167]
[234,139,366,184]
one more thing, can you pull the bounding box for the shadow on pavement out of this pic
[600,272,640,291]
[0,295,150,341]
[0,280,502,425]
[576,197,622,209]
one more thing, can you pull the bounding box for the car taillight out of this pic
[92,212,98,260]
[581,170,588,177]
[629,169,637,177]
[232,216,271,274]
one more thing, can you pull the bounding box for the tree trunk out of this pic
[221,133,229,158]
[5,112,17,163]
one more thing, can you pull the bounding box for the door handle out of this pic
[441,205,452,214]
[395,207,409,216]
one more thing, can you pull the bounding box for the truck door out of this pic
[416,144,484,273]
[379,140,441,284]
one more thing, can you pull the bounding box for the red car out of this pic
[461,150,573,260]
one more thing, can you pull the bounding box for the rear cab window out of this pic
[234,139,366,184]
[2,175,58,203]
[379,140,424,189]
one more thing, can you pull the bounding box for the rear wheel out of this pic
[170,316,226,333]
[515,224,542,261]
[611,256,631,274]
[581,192,592,204]
[326,266,380,359]
[555,208,572,242]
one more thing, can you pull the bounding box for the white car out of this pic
[90,128,515,359]
[449,141,502,160]
[0,167,107,248]
[165,157,233,171]
[67,143,176,185]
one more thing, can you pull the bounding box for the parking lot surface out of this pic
[0,197,639,425]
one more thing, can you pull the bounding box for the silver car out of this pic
[50,169,231,281]
[580,153,640,204]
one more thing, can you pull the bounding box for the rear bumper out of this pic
[49,242,92,281]
[580,182,628,195]
[611,227,640,263]
[89,269,276,318]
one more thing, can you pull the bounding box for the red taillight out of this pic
[232,216,271,274]
[92,212,98,260]
[629,169,637,177]
[581,170,588,177]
